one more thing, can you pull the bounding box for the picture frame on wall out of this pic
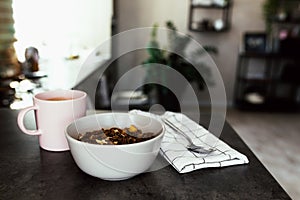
[244,32,267,53]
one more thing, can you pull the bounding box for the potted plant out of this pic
[262,0,280,34]
[262,0,297,52]
[142,21,217,111]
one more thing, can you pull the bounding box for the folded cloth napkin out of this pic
[130,110,249,173]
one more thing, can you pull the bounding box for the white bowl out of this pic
[65,112,164,181]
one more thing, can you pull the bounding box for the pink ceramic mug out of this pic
[17,89,87,151]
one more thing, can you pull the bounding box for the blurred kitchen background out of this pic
[0,0,300,199]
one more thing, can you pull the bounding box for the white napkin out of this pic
[130,110,249,173]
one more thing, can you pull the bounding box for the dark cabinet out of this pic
[234,52,300,110]
[188,0,232,32]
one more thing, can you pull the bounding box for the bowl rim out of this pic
[65,112,165,148]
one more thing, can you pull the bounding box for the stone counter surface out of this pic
[0,108,291,200]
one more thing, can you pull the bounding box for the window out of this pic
[12,0,112,61]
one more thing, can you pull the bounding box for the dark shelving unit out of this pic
[235,0,300,111]
[234,51,300,111]
[188,0,232,32]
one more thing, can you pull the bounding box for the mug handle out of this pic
[17,105,42,136]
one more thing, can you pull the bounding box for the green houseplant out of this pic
[142,21,217,111]
[262,0,295,34]
[262,0,281,34]
[262,0,296,52]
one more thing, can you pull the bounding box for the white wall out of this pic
[115,0,266,106]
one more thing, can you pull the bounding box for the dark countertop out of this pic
[0,108,291,200]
